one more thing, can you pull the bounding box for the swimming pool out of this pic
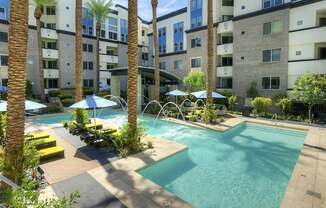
[31,111,306,208]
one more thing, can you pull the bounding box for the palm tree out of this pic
[128,0,139,129]
[75,0,83,102]
[3,0,29,185]
[151,0,160,101]
[87,0,112,93]
[33,0,56,101]
[206,0,213,106]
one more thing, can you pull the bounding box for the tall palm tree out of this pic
[75,0,83,102]
[3,0,29,185]
[33,0,56,101]
[87,0,112,93]
[206,0,213,106]
[128,0,139,129]
[151,0,160,102]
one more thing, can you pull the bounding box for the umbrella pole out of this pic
[93,108,96,125]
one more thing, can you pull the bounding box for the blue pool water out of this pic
[32,111,306,208]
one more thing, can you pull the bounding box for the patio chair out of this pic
[32,136,56,149]
[39,146,64,160]
[28,131,50,140]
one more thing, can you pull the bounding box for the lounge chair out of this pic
[32,136,56,149]
[39,146,64,160]
[28,131,50,140]
[85,122,103,130]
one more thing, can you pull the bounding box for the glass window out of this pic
[88,44,93,52]
[263,22,271,35]
[88,27,93,36]
[262,50,271,62]
[0,55,8,66]
[0,8,6,20]
[0,32,8,42]
[174,60,183,70]
[88,62,93,70]
[83,44,88,52]
[46,6,56,15]
[2,79,8,87]
[83,61,88,69]
[45,79,58,89]
[263,0,271,8]
[159,62,166,70]
[217,77,233,89]
[262,77,280,89]
[191,58,201,68]
[271,77,280,89]
[262,77,270,89]
[222,0,234,6]
[272,48,281,61]
[272,20,283,33]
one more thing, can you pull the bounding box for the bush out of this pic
[203,105,215,124]
[252,97,272,116]
[97,90,110,97]
[83,87,94,96]
[228,95,237,111]
[72,109,89,127]
[41,104,63,114]
[183,71,205,92]
[275,97,292,115]
[218,90,233,98]
[0,113,6,146]
[246,81,259,98]
[48,90,60,97]
[61,98,75,107]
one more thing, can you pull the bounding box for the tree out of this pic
[3,0,29,185]
[206,0,213,106]
[292,73,326,122]
[151,0,160,102]
[127,0,139,129]
[246,81,259,98]
[33,0,56,101]
[87,0,112,93]
[75,0,83,102]
[183,71,205,92]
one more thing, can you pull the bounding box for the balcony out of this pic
[100,55,118,64]
[217,43,233,55]
[42,49,59,59]
[41,28,58,39]
[217,20,233,34]
[44,69,59,79]
[216,66,233,77]
[290,26,326,45]
[288,59,326,88]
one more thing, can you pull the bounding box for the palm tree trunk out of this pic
[35,7,45,101]
[96,22,100,93]
[75,0,83,101]
[3,0,29,185]
[128,0,138,129]
[151,0,159,102]
[206,0,213,106]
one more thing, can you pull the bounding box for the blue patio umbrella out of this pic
[100,83,111,91]
[191,90,226,99]
[0,100,47,112]
[0,86,7,93]
[166,89,188,104]
[69,95,117,123]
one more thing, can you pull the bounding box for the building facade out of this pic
[0,0,325,104]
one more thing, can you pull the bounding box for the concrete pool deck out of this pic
[36,114,326,208]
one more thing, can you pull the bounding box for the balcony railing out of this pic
[44,69,59,79]
[217,20,233,34]
[42,49,59,59]
[217,43,233,55]
[41,28,58,39]
[216,66,233,77]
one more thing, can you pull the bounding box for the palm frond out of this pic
[33,0,56,7]
[87,0,112,22]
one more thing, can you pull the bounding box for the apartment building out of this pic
[0,0,149,95]
[0,0,325,104]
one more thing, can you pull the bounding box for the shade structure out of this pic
[69,95,117,109]
[165,89,188,96]
[191,90,226,99]
[0,100,47,112]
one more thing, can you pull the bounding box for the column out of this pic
[111,75,121,97]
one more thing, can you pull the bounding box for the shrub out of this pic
[97,90,110,97]
[72,109,89,126]
[218,90,233,98]
[0,113,6,146]
[61,98,75,107]
[183,71,205,92]
[246,81,259,98]
[83,87,94,96]
[147,141,154,149]
[275,97,292,116]
[203,105,215,124]
[228,95,237,111]
[252,97,272,116]
[48,90,60,97]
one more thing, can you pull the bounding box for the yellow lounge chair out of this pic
[32,136,56,149]
[39,146,64,160]
[29,131,50,140]
[85,122,103,130]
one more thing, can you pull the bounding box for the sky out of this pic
[112,0,187,21]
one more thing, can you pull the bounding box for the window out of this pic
[174,60,183,70]
[108,17,118,40]
[46,6,56,15]
[190,0,203,28]
[120,19,128,42]
[174,22,184,52]
[46,23,56,29]
[159,62,166,70]
[88,44,93,52]
[83,44,88,52]
[0,32,8,42]
[262,77,280,89]
[296,51,301,56]
[101,30,106,38]
[263,49,281,62]
[45,79,58,89]
[44,60,57,69]
[83,79,94,88]
[217,77,233,89]
[263,0,283,9]
[88,27,93,36]
[142,52,148,61]
[222,15,233,21]
[221,57,232,66]
[320,18,326,27]
[83,61,88,69]
[263,20,283,35]
[222,0,234,6]
[191,37,201,48]
[320,48,326,59]
[142,30,145,36]
[106,63,116,70]
[191,58,201,68]
[2,79,8,87]
[0,7,6,20]
[0,55,8,66]
[88,62,93,70]
[106,47,117,56]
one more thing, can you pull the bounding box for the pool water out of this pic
[32,111,306,208]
